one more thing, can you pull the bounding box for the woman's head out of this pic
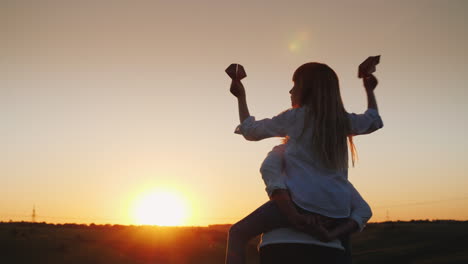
[291,62,357,170]
[290,62,340,109]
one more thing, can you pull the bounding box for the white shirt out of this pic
[235,107,383,247]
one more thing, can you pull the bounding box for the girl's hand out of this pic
[230,79,246,98]
[363,74,378,92]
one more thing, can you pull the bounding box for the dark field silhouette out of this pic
[1,220,468,264]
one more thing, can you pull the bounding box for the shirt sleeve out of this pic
[348,182,373,231]
[347,108,384,136]
[234,108,297,141]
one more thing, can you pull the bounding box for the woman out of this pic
[229,62,382,263]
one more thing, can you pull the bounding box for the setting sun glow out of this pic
[132,190,188,226]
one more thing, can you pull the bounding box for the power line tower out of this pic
[32,205,36,223]
[386,209,390,222]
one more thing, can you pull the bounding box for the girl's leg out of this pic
[225,200,289,264]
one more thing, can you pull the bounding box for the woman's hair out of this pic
[293,62,357,170]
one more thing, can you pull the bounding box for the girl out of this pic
[225,62,383,264]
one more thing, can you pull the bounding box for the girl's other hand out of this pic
[363,74,378,92]
[230,79,246,98]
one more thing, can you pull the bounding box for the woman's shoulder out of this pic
[274,107,307,139]
[276,107,307,119]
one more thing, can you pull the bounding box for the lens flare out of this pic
[288,31,310,53]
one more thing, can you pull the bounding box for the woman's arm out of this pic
[348,74,383,135]
[237,95,250,124]
[231,79,295,140]
[230,80,250,123]
[364,74,379,111]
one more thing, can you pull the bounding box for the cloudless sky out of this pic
[1,0,468,225]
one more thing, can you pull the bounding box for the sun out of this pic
[132,190,188,226]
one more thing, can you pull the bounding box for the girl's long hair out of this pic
[293,62,357,170]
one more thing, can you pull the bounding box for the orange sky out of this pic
[1,0,468,226]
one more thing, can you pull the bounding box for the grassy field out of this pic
[1,220,467,264]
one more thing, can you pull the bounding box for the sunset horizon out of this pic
[3,193,468,227]
[3,1,468,263]
[3,0,468,230]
